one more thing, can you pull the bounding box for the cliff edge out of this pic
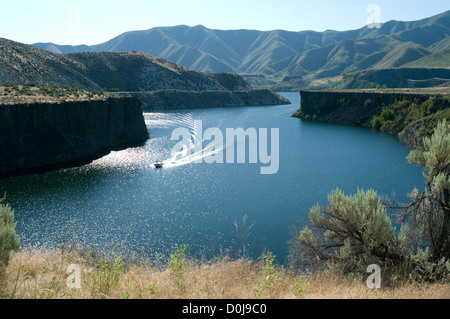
[0,93,149,178]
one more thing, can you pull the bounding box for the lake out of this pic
[0,92,424,264]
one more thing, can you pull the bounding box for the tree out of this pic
[403,119,450,261]
[0,193,21,274]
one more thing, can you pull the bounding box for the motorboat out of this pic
[154,161,164,169]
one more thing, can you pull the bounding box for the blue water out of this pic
[0,92,424,263]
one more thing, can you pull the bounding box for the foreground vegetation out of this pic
[0,248,448,299]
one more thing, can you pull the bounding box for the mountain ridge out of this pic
[33,10,450,89]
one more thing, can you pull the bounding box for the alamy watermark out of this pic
[66,264,93,289]
[366,264,381,289]
[170,120,280,175]
[367,4,382,29]
[66,4,81,29]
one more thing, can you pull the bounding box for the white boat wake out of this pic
[151,114,236,169]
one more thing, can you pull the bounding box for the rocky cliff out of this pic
[128,89,291,111]
[294,90,433,125]
[0,96,149,178]
[294,88,450,148]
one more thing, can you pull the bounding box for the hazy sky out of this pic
[1,0,449,45]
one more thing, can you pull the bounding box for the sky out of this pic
[0,0,449,45]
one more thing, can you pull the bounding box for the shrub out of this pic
[370,116,382,130]
[0,193,21,274]
[289,188,398,273]
[379,108,395,122]
[405,102,421,124]
[364,99,373,109]
[89,255,123,299]
[169,244,188,293]
[294,275,310,299]
[371,108,395,130]
[255,251,279,299]
[404,119,450,261]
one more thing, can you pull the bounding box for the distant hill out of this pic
[0,38,99,91]
[33,10,450,89]
[0,38,252,93]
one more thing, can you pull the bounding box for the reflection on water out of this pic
[0,93,424,263]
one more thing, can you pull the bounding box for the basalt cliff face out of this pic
[294,89,450,148]
[0,97,149,178]
[295,90,432,125]
[130,88,291,110]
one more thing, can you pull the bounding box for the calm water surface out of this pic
[0,93,424,263]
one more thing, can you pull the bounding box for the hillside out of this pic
[334,68,450,89]
[65,51,230,92]
[33,10,450,90]
[0,38,247,93]
[0,38,100,91]
[260,35,402,80]
[402,49,450,68]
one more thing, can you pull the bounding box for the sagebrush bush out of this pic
[0,194,21,274]
[289,188,398,272]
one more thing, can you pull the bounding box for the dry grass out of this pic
[1,249,448,299]
[0,84,109,105]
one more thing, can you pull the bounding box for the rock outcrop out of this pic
[0,96,149,178]
[128,89,291,111]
